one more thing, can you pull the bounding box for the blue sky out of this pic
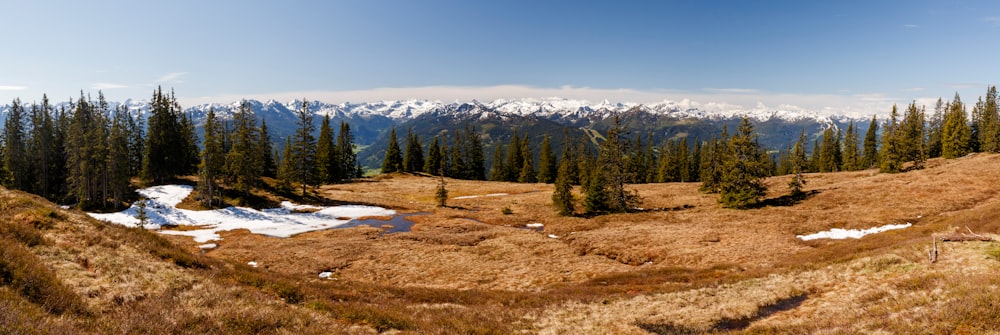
[1,0,999,116]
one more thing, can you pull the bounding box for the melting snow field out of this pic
[796,223,913,241]
[88,185,396,243]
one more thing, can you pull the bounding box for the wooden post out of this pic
[928,236,938,263]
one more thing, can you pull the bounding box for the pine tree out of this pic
[536,134,556,183]
[382,126,403,174]
[179,112,200,175]
[336,121,361,180]
[699,127,728,193]
[434,175,448,207]
[27,96,61,199]
[198,108,224,208]
[788,130,808,198]
[489,145,505,181]
[315,115,336,183]
[518,134,536,183]
[259,119,277,178]
[464,125,486,180]
[402,127,424,173]
[107,104,132,208]
[224,100,263,199]
[425,135,442,176]
[842,121,859,171]
[3,98,28,190]
[277,136,293,191]
[689,138,701,182]
[552,154,575,216]
[979,86,1000,153]
[584,116,639,214]
[290,100,316,195]
[718,117,768,209]
[942,94,972,159]
[879,104,903,173]
[899,102,926,169]
[927,98,945,158]
[818,127,842,172]
[503,129,522,182]
[861,115,880,169]
[140,87,186,184]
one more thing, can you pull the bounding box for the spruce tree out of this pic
[518,134,536,183]
[899,102,927,169]
[489,145,505,181]
[927,98,945,158]
[198,108,225,208]
[107,104,132,208]
[402,127,424,173]
[465,125,486,180]
[942,94,972,159]
[315,115,336,183]
[224,101,263,199]
[979,86,1000,153]
[537,134,556,183]
[141,87,186,184]
[584,116,639,213]
[842,121,859,171]
[788,130,808,198]
[552,155,575,216]
[861,115,880,169]
[425,135,442,176]
[290,100,316,195]
[3,98,28,190]
[503,129,522,182]
[336,121,361,180]
[382,126,403,174]
[277,136,293,191]
[434,175,448,207]
[718,117,768,209]
[879,104,903,173]
[259,119,277,178]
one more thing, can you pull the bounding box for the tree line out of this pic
[0,88,362,209]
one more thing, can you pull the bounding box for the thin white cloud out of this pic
[156,72,188,84]
[703,88,760,94]
[178,85,920,119]
[0,85,28,91]
[903,24,919,28]
[986,17,1000,27]
[901,87,925,92]
[91,82,128,90]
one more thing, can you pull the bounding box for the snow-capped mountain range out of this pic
[1,96,859,125]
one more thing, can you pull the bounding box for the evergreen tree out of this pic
[584,116,639,213]
[861,115,880,169]
[198,108,225,208]
[434,175,447,207]
[224,100,263,199]
[899,102,927,168]
[942,94,972,159]
[277,136,293,191]
[558,130,581,185]
[402,127,424,173]
[290,100,316,195]
[518,134,536,183]
[503,129,523,182]
[537,134,556,183]
[979,86,1000,153]
[552,154,575,216]
[718,117,768,209]
[107,104,133,208]
[425,135,443,176]
[315,115,336,183]
[27,95,62,199]
[689,139,701,182]
[879,104,903,173]
[818,127,842,172]
[179,112,200,175]
[842,121,859,171]
[489,145,506,181]
[336,121,361,180]
[382,127,403,174]
[464,125,486,180]
[259,119,277,178]
[3,98,28,190]
[927,98,945,158]
[699,127,728,193]
[141,87,186,184]
[788,130,808,198]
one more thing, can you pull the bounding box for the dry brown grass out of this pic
[6,154,1000,333]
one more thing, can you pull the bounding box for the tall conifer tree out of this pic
[382,126,403,174]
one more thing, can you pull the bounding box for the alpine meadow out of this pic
[4,1,1000,334]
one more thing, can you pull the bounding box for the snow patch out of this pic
[247,261,258,268]
[548,234,559,239]
[88,185,396,243]
[198,243,217,250]
[796,223,912,241]
[525,223,544,228]
[318,272,333,279]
